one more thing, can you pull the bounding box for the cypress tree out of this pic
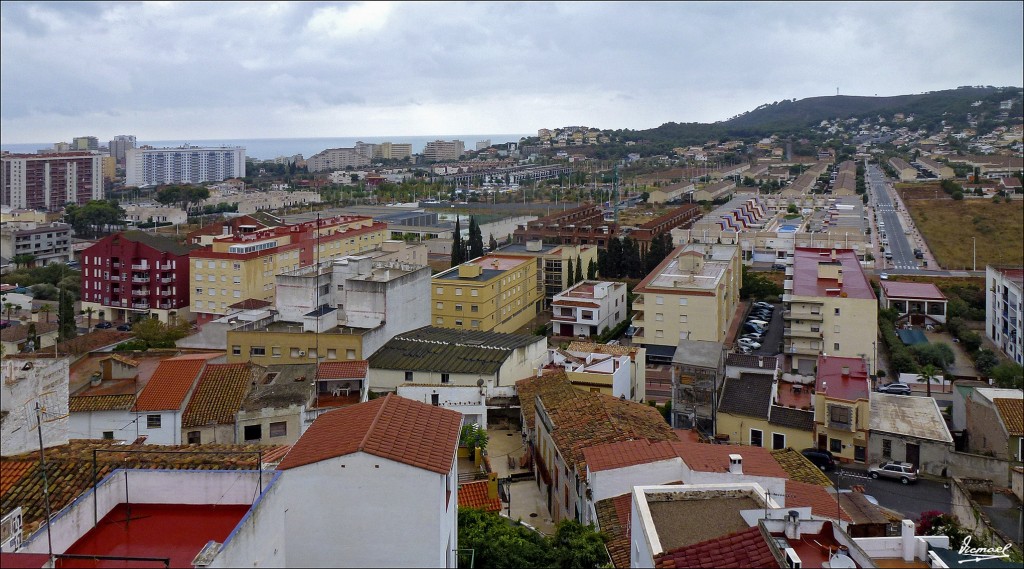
[565,258,574,288]
[57,287,77,341]
[451,216,464,266]
[574,254,583,283]
[587,259,597,280]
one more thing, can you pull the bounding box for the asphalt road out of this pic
[829,467,952,521]
[867,164,918,271]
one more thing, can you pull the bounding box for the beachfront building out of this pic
[125,145,245,187]
[1,152,103,210]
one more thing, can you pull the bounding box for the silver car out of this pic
[868,461,918,484]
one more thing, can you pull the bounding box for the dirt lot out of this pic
[618,204,675,226]
[895,182,951,202]
[904,198,1024,269]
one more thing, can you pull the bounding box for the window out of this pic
[346,349,356,359]
[834,308,840,316]
[233,277,241,284]
[441,373,450,384]
[290,348,301,358]
[833,325,840,333]
[436,317,444,325]
[655,313,664,321]
[471,290,478,297]
[251,346,266,356]
[195,287,203,295]
[327,349,336,359]
[679,315,688,323]
[244,425,262,441]
[882,438,892,458]
[405,371,414,382]
[830,438,842,454]
[679,298,688,306]
[655,330,664,338]
[187,431,201,444]
[147,415,162,429]
[436,287,444,295]
[829,405,852,428]
[656,296,664,305]
[231,345,241,356]
[455,319,463,326]
[233,263,241,270]
[455,304,463,311]
[437,302,444,309]
[102,431,114,440]
[431,393,440,406]
[471,305,478,312]
[772,433,786,450]
[455,288,462,296]
[269,422,287,438]
[834,342,840,351]
[272,347,281,357]
[471,320,479,328]
[750,429,763,447]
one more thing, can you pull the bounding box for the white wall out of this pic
[133,410,181,445]
[1,357,69,456]
[397,385,487,428]
[68,409,135,441]
[278,452,455,568]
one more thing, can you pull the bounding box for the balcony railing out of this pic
[156,262,174,270]
[109,274,121,282]
[159,289,172,297]
[828,420,854,432]
[785,328,823,339]
[131,263,149,271]
[159,302,174,309]
[132,302,151,309]
[783,310,823,321]
[132,276,150,283]
[132,289,150,296]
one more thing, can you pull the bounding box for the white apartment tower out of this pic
[125,145,246,187]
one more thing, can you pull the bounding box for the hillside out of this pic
[620,86,1021,147]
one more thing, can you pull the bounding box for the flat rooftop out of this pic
[792,247,874,300]
[60,503,249,568]
[647,495,759,552]
[636,245,733,292]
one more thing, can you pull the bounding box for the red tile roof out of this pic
[786,480,851,522]
[181,363,254,428]
[316,361,369,380]
[458,480,501,512]
[654,526,779,568]
[792,247,874,300]
[0,460,34,497]
[815,355,870,401]
[670,441,788,478]
[595,493,633,568]
[880,281,946,301]
[69,394,136,413]
[133,354,215,412]
[584,439,677,473]
[993,398,1024,436]
[277,393,462,474]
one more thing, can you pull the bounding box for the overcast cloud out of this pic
[2,1,1022,143]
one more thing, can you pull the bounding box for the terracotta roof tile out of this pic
[69,394,135,413]
[132,354,213,412]
[993,398,1024,436]
[277,394,461,474]
[770,449,832,487]
[316,361,369,380]
[654,526,779,568]
[595,493,633,568]
[584,439,677,474]
[0,322,58,343]
[181,363,254,428]
[0,460,34,497]
[669,441,788,478]
[458,480,501,512]
[0,440,280,536]
[786,480,851,522]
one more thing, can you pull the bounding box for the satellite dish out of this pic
[476,378,485,387]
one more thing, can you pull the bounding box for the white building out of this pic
[986,266,1023,365]
[125,145,246,187]
[307,147,371,172]
[551,280,628,337]
[130,353,221,445]
[423,140,465,162]
[0,356,70,456]
[396,384,516,429]
[549,341,647,401]
[0,221,72,267]
[68,354,141,441]
[122,203,188,226]
[368,326,547,393]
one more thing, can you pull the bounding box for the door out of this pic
[905,443,920,468]
[817,433,828,450]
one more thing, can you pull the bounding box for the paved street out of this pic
[867,164,919,271]
[828,467,952,521]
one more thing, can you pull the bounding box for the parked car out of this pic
[878,382,912,395]
[879,273,889,280]
[771,263,786,271]
[868,461,918,484]
[884,252,893,260]
[737,338,762,349]
[753,302,774,309]
[95,321,113,329]
[741,331,765,340]
[742,324,765,335]
[624,326,637,339]
[750,311,772,320]
[801,448,836,472]
[746,319,769,328]
[116,323,133,331]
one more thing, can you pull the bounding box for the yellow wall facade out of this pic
[432,257,540,333]
[225,329,364,365]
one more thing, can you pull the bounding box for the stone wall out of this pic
[950,478,1022,556]
[947,451,1012,487]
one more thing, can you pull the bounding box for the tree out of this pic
[132,318,190,349]
[574,254,583,283]
[565,257,575,288]
[459,423,488,453]
[587,258,597,280]
[57,288,77,341]
[457,507,608,569]
[911,343,955,370]
[468,217,484,259]
[489,234,498,252]
[918,363,939,399]
[64,200,126,238]
[28,283,59,301]
[24,322,38,352]
[3,302,17,321]
[39,303,53,323]
[155,185,210,211]
[12,254,35,269]
[451,217,465,266]
[83,306,95,329]
[991,362,1024,389]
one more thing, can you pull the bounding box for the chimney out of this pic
[728,453,743,475]
[900,519,915,561]
[536,366,543,378]
[830,248,837,261]
[90,372,102,388]
[785,510,801,539]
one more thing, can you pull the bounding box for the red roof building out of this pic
[131,353,219,445]
[879,280,948,324]
[80,231,195,325]
[654,526,780,568]
[457,480,502,513]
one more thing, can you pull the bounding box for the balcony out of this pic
[156,262,174,270]
[785,328,823,339]
[160,277,173,284]
[783,310,823,321]
[111,262,121,268]
[784,279,794,292]
[159,289,172,297]
[132,302,151,309]
[132,276,150,283]
[158,302,174,309]
[132,289,150,297]
[108,274,121,282]
[131,263,149,271]
[784,343,821,356]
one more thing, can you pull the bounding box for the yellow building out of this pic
[813,355,871,464]
[497,241,599,306]
[633,244,742,351]
[784,248,878,375]
[716,374,815,451]
[226,322,366,365]
[101,155,116,181]
[190,216,386,325]
[432,254,542,333]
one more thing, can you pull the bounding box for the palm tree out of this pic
[3,302,15,321]
[12,253,35,269]
[919,364,939,399]
[83,306,95,329]
[39,304,53,323]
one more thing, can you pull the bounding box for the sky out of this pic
[2,1,1022,144]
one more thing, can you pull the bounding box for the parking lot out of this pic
[736,301,783,356]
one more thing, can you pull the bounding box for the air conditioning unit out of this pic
[784,548,802,569]
[298,351,306,357]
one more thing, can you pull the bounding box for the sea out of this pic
[0,134,531,161]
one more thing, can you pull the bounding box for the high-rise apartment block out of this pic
[422,140,465,162]
[377,142,412,161]
[306,147,371,173]
[108,135,137,166]
[1,152,103,210]
[986,266,1023,365]
[125,146,246,187]
[72,136,99,151]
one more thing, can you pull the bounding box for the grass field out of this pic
[905,198,1024,269]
